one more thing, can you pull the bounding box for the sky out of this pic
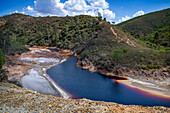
[0,0,170,24]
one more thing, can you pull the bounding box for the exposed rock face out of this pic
[0,82,169,113]
[78,58,169,78]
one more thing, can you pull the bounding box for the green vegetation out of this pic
[0,22,28,55]
[98,12,102,21]
[0,69,8,82]
[0,12,169,72]
[0,49,5,69]
[117,8,170,50]
[0,49,8,82]
[138,65,161,70]
[111,50,124,65]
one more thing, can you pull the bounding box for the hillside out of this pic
[117,8,170,49]
[0,13,169,78]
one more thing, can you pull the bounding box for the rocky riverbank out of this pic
[4,46,71,98]
[75,55,170,98]
[1,82,170,113]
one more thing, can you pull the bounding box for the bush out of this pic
[139,57,144,62]
[0,69,8,82]
[138,65,161,70]
[148,59,153,64]
[111,50,124,64]
[122,48,128,53]
[0,49,5,69]
[153,52,160,56]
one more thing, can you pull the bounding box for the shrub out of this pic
[122,48,128,53]
[0,69,8,82]
[153,52,160,56]
[111,50,124,64]
[148,59,153,64]
[139,57,144,62]
[138,65,161,70]
[0,49,5,69]
[147,65,155,69]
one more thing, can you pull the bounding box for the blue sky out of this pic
[0,0,169,24]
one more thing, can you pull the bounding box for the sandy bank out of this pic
[117,77,170,99]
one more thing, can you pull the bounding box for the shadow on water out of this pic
[46,56,170,107]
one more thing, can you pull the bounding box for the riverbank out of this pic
[75,54,170,99]
[1,82,170,112]
[4,46,71,98]
[116,78,170,99]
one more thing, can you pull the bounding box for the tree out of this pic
[111,50,124,65]
[112,22,115,25]
[154,32,159,46]
[0,69,8,82]
[98,12,102,21]
[104,18,106,21]
[0,48,8,82]
[0,49,5,69]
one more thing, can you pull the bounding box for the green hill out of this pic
[117,8,170,49]
[0,13,169,72]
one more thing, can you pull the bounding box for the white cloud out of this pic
[115,10,144,24]
[15,10,18,13]
[24,0,115,21]
[11,10,25,14]
[64,0,89,12]
[103,9,115,19]
[87,0,109,9]
[26,6,34,12]
[133,10,144,17]
[115,15,130,24]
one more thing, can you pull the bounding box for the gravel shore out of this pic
[5,47,71,98]
[1,82,170,113]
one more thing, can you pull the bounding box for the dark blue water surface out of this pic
[48,48,61,52]
[46,57,170,107]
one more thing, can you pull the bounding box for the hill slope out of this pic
[0,13,169,77]
[117,8,170,49]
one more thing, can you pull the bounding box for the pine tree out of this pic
[0,49,5,69]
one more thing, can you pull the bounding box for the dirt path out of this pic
[110,27,136,47]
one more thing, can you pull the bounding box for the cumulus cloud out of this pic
[115,10,144,24]
[64,0,89,12]
[133,10,144,17]
[115,15,130,24]
[26,6,34,12]
[87,0,109,9]
[24,0,115,21]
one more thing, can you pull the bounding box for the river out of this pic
[46,56,170,107]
